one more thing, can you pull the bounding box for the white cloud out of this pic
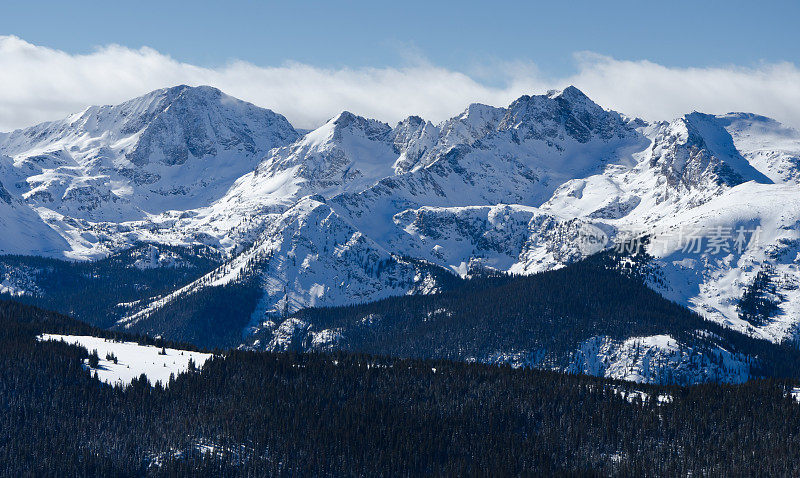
[569,52,800,128]
[2,35,800,132]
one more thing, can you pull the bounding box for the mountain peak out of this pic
[146,84,220,98]
[116,85,222,115]
[502,87,630,144]
[396,115,425,128]
[0,86,299,222]
[714,112,800,185]
[508,85,601,115]
[547,85,589,101]
[323,111,393,142]
[258,110,397,195]
[463,102,503,117]
[120,86,297,166]
[332,110,358,124]
[649,112,773,188]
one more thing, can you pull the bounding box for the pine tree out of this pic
[88,349,100,368]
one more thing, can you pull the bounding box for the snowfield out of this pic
[39,334,212,386]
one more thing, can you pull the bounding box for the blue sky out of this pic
[2,1,800,131]
[3,0,798,76]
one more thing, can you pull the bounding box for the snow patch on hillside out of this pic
[566,334,751,384]
[39,334,212,386]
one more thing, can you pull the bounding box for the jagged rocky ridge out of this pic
[1,85,800,383]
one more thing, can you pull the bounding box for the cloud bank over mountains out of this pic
[2,35,800,132]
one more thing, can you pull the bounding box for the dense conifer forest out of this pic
[0,244,221,328]
[2,299,800,476]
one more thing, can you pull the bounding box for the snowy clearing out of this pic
[39,334,212,386]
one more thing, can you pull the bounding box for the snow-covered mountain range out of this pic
[2,84,799,383]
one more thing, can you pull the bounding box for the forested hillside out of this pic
[247,250,800,384]
[0,244,222,327]
[2,299,800,476]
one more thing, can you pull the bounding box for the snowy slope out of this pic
[0,85,297,258]
[0,170,71,256]
[535,114,798,343]
[718,112,800,185]
[322,87,643,272]
[39,334,212,386]
[565,334,750,384]
[156,111,402,251]
[119,196,450,337]
[640,182,800,342]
